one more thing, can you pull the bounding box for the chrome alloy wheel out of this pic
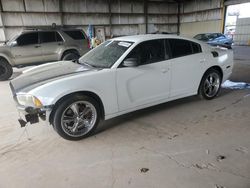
[61,101,97,137]
[204,72,220,98]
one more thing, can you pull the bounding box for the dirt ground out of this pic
[0,46,249,188]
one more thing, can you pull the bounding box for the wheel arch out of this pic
[0,54,13,66]
[49,91,105,125]
[60,48,80,60]
[198,65,223,93]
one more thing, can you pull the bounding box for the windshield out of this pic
[79,40,133,68]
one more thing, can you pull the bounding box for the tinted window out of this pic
[208,33,218,40]
[40,32,56,43]
[56,32,63,42]
[16,32,38,46]
[217,33,226,38]
[63,30,85,40]
[169,39,192,58]
[126,39,165,65]
[191,42,202,54]
[194,34,209,41]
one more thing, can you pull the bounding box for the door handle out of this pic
[35,45,41,48]
[200,59,205,63]
[161,68,169,73]
[58,43,62,46]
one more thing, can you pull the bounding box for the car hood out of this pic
[10,61,96,93]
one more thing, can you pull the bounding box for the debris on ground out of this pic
[206,149,210,155]
[215,184,226,188]
[235,146,248,154]
[140,168,149,173]
[168,134,179,140]
[193,163,216,170]
[222,80,250,89]
[216,155,226,162]
[193,163,208,169]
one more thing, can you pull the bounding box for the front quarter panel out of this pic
[28,69,118,117]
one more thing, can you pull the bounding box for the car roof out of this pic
[22,28,83,33]
[195,33,222,35]
[112,34,201,44]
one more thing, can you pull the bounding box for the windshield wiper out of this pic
[81,61,101,68]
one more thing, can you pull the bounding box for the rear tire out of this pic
[198,69,222,100]
[0,58,13,81]
[62,52,80,61]
[52,95,101,141]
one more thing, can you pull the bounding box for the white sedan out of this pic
[10,34,234,140]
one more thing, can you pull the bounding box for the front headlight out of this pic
[16,94,43,108]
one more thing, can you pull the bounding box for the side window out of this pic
[63,30,85,40]
[16,32,38,46]
[56,32,63,42]
[191,42,202,54]
[126,39,165,65]
[169,39,192,58]
[40,32,56,43]
[219,34,226,38]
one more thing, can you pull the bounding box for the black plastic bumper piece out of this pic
[18,113,39,128]
[25,114,39,124]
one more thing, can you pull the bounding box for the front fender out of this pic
[28,69,118,117]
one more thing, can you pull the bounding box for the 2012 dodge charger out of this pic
[10,34,234,140]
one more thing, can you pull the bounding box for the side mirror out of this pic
[123,58,138,67]
[10,40,17,47]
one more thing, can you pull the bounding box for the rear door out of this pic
[11,32,43,65]
[63,30,89,55]
[40,31,63,62]
[168,39,206,97]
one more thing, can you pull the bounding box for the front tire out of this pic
[0,59,13,81]
[198,69,222,100]
[62,52,80,61]
[52,95,100,140]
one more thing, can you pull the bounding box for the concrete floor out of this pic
[0,47,249,188]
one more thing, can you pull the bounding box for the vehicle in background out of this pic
[0,28,89,81]
[10,34,234,140]
[194,33,233,49]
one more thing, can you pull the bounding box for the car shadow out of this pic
[96,89,233,135]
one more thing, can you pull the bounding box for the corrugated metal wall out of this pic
[234,18,250,45]
[179,0,223,37]
[0,0,179,42]
[0,0,231,41]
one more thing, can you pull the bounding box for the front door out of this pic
[11,32,43,65]
[116,39,171,112]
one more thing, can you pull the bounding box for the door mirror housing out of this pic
[10,40,17,47]
[123,58,138,67]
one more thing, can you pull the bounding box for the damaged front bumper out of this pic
[17,105,53,127]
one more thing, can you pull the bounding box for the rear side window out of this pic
[63,30,85,40]
[17,32,38,46]
[40,32,56,43]
[169,39,192,58]
[126,39,165,65]
[191,42,202,54]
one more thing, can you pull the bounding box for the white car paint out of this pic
[11,34,234,121]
